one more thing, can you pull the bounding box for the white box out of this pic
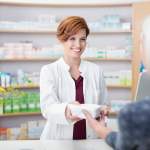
[68,104,102,119]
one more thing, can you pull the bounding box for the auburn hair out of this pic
[57,16,90,42]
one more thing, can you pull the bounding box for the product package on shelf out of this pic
[7,127,21,140]
[0,128,7,140]
[27,92,40,112]
[0,97,3,115]
[104,70,132,87]
[0,119,46,140]
[0,88,40,114]
[111,99,131,113]
[0,70,40,88]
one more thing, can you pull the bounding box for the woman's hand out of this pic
[65,101,81,123]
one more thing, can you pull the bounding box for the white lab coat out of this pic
[40,57,109,140]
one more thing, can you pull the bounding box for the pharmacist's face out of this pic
[141,33,150,73]
[61,29,87,59]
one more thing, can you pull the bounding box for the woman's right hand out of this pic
[65,101,81,123]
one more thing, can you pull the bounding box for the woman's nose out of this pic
[75,40,80,47]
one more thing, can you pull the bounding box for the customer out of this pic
[83,16,150,150]
[40,16,109,140]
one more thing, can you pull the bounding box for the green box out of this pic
[0,98,3,114]
[20,92,28,112]
[27,93,37,112]
[12,98,20,113]
[4,98,12,113]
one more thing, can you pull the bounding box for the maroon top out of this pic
[73,76,86,140]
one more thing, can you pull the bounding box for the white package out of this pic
[68,104,102,119]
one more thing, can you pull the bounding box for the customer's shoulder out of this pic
[122,99,150,112]
[119,99,150,123]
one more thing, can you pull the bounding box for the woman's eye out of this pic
[81,38,86,41]
[70,37,75,41]
[69,37,86,42]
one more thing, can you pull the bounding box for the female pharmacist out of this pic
[83,16,150,150]
[40,16,109,140]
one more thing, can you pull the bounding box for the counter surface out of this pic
[0,139,112,150]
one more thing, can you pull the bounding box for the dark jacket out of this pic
[105,99,150,150]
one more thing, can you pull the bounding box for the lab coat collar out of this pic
[59,57,70,71]
[59,57,87,78]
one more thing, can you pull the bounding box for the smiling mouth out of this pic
[71,48,81,52]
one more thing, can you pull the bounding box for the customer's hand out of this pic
[83,109,112,139]
[82,109,105,129]
[100,105,111,116]
[65,101,81,123]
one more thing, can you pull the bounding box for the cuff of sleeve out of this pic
[46,103,71,125]
[105,131,117,148]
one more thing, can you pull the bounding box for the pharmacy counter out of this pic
[0,139,112,150]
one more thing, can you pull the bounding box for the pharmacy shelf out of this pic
[0,0,132,7]
[0,57,58,62]
[0,29,132,34]
[4,85,131,89]
[91,30,132,34]
[107,85,131,89]
[10,85,39,89]
[0,111,118,118]
[0,57,131,62]
[0,29,56,34]
[0,112,41,117]
[109,111,118,117]
[83,57,131,61]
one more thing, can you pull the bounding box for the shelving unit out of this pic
[8,85,39,89]
[0,57,131,62]
[0,0,132,7]
[0,0,135,140]
[3,85,131,90]
[132,2,150,97]
[0,111,118,118]
[107,85,131,89]
[0,29,131,34]
[0,112,41,118]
